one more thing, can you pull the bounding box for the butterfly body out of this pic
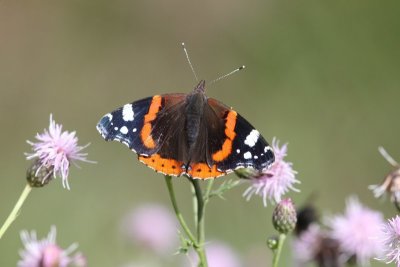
[97,80,274,179]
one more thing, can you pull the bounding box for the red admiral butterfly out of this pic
[97,46,274,179]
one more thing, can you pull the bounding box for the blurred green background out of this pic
[0,0,399,266]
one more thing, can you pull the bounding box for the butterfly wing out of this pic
[97,93,190,176]
[97,96,155,155]
[97,94,187,156]
[206,98,275,173]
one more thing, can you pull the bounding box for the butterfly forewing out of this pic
[206,98,275,172]
[97,97,156,155]
[97,94,187,157]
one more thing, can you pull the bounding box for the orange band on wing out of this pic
[141,95,162,149]
[212,110,237,162]
[188,163,225,179]
[139,154,184,176]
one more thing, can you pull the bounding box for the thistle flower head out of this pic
[242,138,300,206]
[25,114,93,189]
[272,198,297,234]
[327,197,384,266]
[376,215,400,267]
[18,226,86,267]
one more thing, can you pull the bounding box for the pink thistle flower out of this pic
[121,204,178,255]
[18,226,86,267]
[242,138,300,206]
[293,224,343,267]
[25,114,93,189]
[376,215,400,267]
[185,241,241,267]
[328,197,384,266]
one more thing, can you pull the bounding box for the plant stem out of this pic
[204,180,214,204]
[191,180,204,241]
[164,176,197,245]
[191,184,198,230]
[272,233,286,267]
[0,184,32,239]
[191,179,208,267]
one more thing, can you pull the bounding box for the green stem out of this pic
[191,179,208,267]
[191,180,204,242]
[191,183,198,230]
[164,176,197,245]
[204,180,214,204]
[272,233,286,267]
[0,184,32,239]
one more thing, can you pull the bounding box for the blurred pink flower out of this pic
[185,241,241,267]
[293,224,323,264]
[18,226,86,267]
[376,215,400,267]
[293,224,343,267]
[243,138,299,206]
[26,114,93,189]
[328,197,384,266]
[121,204,178,255]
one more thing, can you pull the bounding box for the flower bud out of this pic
[272,198,297,234]
[26,159,54,187]
[267,235,279,250]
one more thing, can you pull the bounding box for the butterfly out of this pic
[96,79,275,179]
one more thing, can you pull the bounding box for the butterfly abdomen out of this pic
[185,92,206,149]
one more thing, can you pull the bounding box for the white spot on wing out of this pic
[122,104,134,121]
[106,113,113,121]
[236,149,240,154]
[254,155,258,159]
[120,126,128,134]
[264,146,271,153]
[114,127,119,131]
[244,151,252,159]
[244,130,260,147]
[132,128,137,132]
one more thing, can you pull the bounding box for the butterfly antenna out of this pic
[209,65,246,85]
[181,42,199,82]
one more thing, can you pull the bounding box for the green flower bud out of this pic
[267,235,279,250]
[272,198,297,234]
